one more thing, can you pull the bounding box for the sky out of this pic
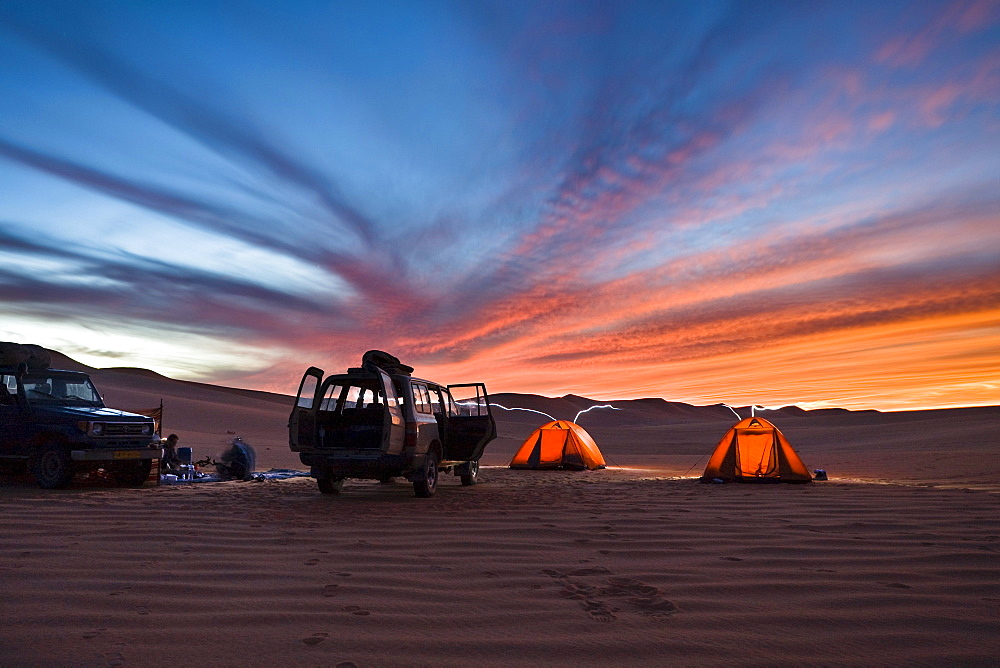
[0,1,998,411]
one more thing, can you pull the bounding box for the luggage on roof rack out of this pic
[0,342,51,369]
[361,350,413,376]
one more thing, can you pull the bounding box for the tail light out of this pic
[404,422,418,450]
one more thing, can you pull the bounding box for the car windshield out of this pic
[23,373,103,406]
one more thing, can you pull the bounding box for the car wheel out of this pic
[31,445,74,489]
[413,450,439,498]
[110,459,153,486]
[460,460,479,486]
[317,476,344,495]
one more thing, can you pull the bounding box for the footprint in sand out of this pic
[304,558,320,566]
[323,584,339,597]
[302,632,328,646]
[82,628,106,640]
[720,556,743,561]
[342,605,371,616]
[554,573,679,622]
[542,569,566,579]
[336,662,358,668]
[581,599,617,622]
[606,577,679,618]
[884,582,911,589]
[104,642,127,667]
[136,606,150,615]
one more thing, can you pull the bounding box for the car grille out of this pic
[103,423,148,436]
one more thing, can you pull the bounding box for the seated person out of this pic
[160,434,182,474]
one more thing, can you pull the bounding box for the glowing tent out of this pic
[509,420,606,470]
[701,417,812,483]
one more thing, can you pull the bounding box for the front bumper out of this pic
[71,446,164,462]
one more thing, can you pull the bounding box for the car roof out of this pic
[0,367,89,376]
[327,370,444,389]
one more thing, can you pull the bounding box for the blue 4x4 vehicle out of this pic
[0,360,161,488]
[289,351,496,497]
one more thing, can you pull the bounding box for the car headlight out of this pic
[91,423,104,436]
[141,424,152,435]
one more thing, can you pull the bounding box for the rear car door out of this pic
[289,367,323,451]
[376,370,405,455]
[443,383,497,461]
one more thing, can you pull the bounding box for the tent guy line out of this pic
[490,404,558,422]
[573,404,620,424]
[490,403,621,424]
[724,404,779,419]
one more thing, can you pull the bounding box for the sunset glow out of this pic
[1,1,997,410]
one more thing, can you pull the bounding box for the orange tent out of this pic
[509,420,606,470]
[701,417,812,483]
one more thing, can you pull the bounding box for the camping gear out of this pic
[509,420,606,471]
[216,437,256,480]
[700,417,812,483]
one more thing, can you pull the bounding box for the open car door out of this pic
[289,367,323,451]
[443,383,497,462]
[375,368,405,455]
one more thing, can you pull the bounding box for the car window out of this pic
[443,390,459,417]
[346,385,381,408]
[315,380,385,411]
[392,379,407,408]
[23,373,101,405]
[297,373,320,408]
[378,370,402,419]
[412,384,432,414]
[427,386,444,415]
[320,384,344,411]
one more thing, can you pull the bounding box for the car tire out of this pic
[460,460,479,486]
[317,476,344,495]
[31,445,75,489]
[413,450,439,498]
[110,459,153,486]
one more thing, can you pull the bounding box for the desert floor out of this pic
[2,368,998,666]
[2,465,999,667]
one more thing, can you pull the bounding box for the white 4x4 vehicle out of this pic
[289,351,496,497]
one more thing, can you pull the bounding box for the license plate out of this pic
[113,450,142,459]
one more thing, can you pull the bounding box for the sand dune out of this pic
[1,353,998,665]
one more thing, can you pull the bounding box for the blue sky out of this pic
[1,1,998,410]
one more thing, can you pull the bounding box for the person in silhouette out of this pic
[161,434,182,474]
